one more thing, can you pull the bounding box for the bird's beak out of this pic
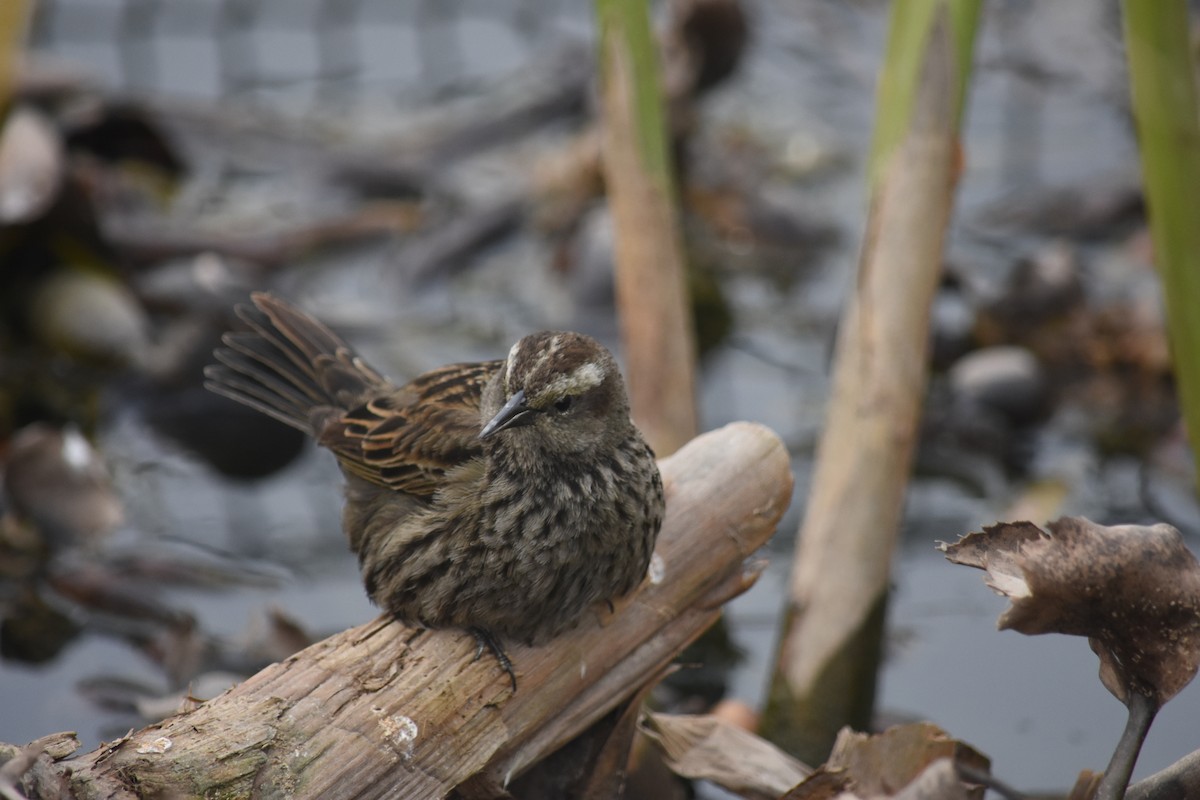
[480,389,537,439]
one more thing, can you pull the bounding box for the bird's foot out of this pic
[594,591,636,627]
[469,627,517,692]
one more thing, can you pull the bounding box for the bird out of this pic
[203,293,664,689]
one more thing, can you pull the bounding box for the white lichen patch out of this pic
[648,552,665,585]
[373,708,419,760]
[135,736,172,755]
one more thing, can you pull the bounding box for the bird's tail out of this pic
[204,293,387,436]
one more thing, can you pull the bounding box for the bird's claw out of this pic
[469,627,518,692]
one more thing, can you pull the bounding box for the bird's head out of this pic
[480,331,630,455]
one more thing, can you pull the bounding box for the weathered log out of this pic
[23,421,792,800]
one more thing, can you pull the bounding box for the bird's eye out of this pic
[553,396,574,413]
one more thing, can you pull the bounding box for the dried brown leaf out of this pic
[640,712,811,799]
[779,766,853,800]
[781,746,981,800]
[891,759,972,800]
[941,516,1200,704]
[826,723,989,798]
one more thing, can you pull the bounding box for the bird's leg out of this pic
[469,627,517,692]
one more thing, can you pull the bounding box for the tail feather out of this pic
[242,297,343,377]
[204,293,387,436]
[219,330,327,408]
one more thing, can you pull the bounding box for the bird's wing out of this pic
[319,360,504,498]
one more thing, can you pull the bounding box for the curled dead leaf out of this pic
[640,712,811,799]
[780,724,987,800]
[779,767,852,800]
[825,723,989,798]
[941,516,1200,705]
[889,759,973,800]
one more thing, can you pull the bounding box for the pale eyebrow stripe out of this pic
[504,340,521,393]
[542,360,604,398]
[506,334,563,394]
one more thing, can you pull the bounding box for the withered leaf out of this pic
[826,723,989,798]
[640,712,811,799]
[778,767,852,800]
[891,759,972,800]
[780,725,986,800]
[941,516,1200,705]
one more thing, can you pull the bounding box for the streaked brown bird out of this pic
[204,293,664,688]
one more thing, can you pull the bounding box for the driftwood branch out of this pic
[21,421,792,800]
